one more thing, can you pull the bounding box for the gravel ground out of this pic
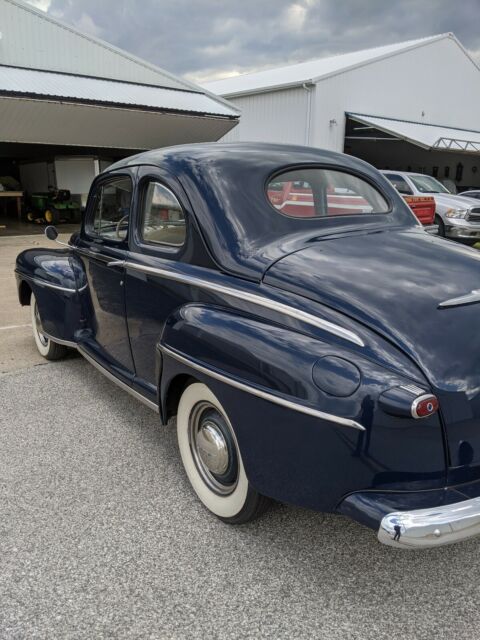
[1,357,480,639]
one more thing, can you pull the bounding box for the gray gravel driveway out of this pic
[2,357,480,639]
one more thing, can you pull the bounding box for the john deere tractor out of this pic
[26,189,81,224]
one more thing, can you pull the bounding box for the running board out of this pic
[77,344,159,413]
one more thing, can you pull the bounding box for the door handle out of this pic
[107,260,125,267]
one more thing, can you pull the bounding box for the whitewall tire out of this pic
[30,294,68,361]
[177,382,270,523]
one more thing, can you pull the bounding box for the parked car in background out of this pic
[459,190,480,201]
[381,170,480,244]
[268,179,436,227]
[15,143,480,549]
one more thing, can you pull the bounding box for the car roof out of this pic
[106,143,413,280]
[108,141,361,172]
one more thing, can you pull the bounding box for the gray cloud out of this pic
[41,0,480,82]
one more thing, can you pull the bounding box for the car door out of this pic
[124,166,194,402]
[76,170,136,380]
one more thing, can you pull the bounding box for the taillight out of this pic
[411,394,439,419]
[379,385,439,419]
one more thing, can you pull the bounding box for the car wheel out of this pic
[44,208,60,224]
[435,215,445,237]
[177,382,271,523]
[30,294,68,360]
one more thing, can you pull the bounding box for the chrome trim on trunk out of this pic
[161,344,365,431]
[124,260,365,347]
[438,289,480,309]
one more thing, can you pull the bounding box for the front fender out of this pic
[15,248,86,342]
[159,304,447,510]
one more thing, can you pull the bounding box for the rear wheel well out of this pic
[165,374,197,422]
[19,280,32,306]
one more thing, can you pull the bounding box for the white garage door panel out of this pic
[54,158,96,195]
[0,97,236,149]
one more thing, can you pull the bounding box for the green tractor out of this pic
[26,189,82,224]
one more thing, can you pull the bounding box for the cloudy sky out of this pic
[26,0,480,83]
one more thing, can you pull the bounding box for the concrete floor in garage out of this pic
[2,235,480,639]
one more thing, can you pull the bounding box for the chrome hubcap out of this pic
[196,421,229,475]
[34,301,48,347]
[189,401,238,495]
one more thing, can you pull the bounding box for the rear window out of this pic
[267,168,389,218]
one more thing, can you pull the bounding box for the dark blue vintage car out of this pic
[15,143,480,548]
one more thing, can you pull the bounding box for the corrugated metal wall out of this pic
[0,0,189,89]
[218,37,480,155]
[314,36,480,151]
[221,87,309,144]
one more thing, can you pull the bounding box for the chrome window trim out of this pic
[139,180,186,248]
[161,344,365,431]
[124,259,365,347]
[77,345,159,413]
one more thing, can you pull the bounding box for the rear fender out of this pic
[158,304,446,508]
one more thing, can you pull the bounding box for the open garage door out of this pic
[0,65,239,236]
[344,113,480,194]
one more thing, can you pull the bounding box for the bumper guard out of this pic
[378,496,480,548]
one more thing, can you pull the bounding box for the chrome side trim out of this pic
[17,271,76,293]
[161,344,365,431]
[378,496,480,549]
[42,331,77,348]
[77,345,159,413]
[124,260,365,347]
[438,289,480,309]
[74,247,119,264]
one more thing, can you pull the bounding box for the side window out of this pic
[91,176,132,241]
[140,181,186,247]
[385,174,413,195]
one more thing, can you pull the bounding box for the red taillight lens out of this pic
[411,394,439,419]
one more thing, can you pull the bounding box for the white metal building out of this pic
[205,34,480,190]
[0,0,239,228]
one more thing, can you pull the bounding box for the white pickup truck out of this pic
[381,171,480,245]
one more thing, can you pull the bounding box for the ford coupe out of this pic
[15,143,480,549]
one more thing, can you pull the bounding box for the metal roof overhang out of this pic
[0,65,240,150]
[347,113,480,154]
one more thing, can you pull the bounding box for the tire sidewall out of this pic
[177,383,249,519]
[31,294,51,357]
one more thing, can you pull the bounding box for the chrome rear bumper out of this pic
[378,496,480,548]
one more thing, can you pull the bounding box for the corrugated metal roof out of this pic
[204,35,450,96]
[0,64,240,117]
[348,113,480,152]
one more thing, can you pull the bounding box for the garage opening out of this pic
[344,113,480,194]
[0,142,139,237]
